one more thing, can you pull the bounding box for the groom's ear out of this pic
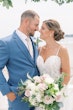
[22,17,30,27]
[25,18,29,23]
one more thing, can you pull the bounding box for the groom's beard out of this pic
[29,33,34,37]
[29,30,36,37]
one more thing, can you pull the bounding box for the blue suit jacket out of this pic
[0,31,39,110]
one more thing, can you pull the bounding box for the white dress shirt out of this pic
[16,29,28,48]
[16,29,33,57]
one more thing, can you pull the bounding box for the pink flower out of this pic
[55,95,61,101]
[43,95,54,104]
[38,83,48,91]
[40,75,46,82]
[25,89,31,97]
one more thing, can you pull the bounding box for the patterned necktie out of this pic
[26,37,33,58]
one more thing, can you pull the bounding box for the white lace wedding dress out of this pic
[35,50,73,110]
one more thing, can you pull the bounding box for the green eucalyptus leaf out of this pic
[8,0,13,7]
[1,0,73,9]
[0,0,3,2]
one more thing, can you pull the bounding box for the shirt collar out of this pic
[16,29,27,40]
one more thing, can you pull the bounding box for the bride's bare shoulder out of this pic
[59,45,68,56]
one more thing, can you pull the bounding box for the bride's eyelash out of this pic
[41,26,45,30]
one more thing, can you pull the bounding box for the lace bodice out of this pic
[36,55,61,80]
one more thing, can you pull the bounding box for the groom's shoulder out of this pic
[0,31,16,43]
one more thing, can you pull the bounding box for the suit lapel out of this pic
[13,32,34,65]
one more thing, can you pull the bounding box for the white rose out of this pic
[33,76,41,83]
[36,93,43,102]
[44,76,54,84]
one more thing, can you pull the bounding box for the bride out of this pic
[35,19,73,110]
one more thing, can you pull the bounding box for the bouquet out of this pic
[18,73,65,110]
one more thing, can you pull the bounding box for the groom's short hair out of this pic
[21,10,39,22]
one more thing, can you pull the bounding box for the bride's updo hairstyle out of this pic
[43,19,64,41]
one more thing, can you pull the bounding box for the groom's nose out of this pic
[36,26,39,31]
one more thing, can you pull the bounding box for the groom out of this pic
[0,10,40,110]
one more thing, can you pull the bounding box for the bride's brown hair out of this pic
[43,19,64,41]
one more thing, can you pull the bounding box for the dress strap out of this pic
[56,46,61,56]
[38,47,42,55]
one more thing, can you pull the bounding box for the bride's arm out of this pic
[59,47,70,85]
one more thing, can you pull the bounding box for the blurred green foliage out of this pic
[0,0,73,9]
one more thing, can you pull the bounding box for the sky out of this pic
[0,0,73,38]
